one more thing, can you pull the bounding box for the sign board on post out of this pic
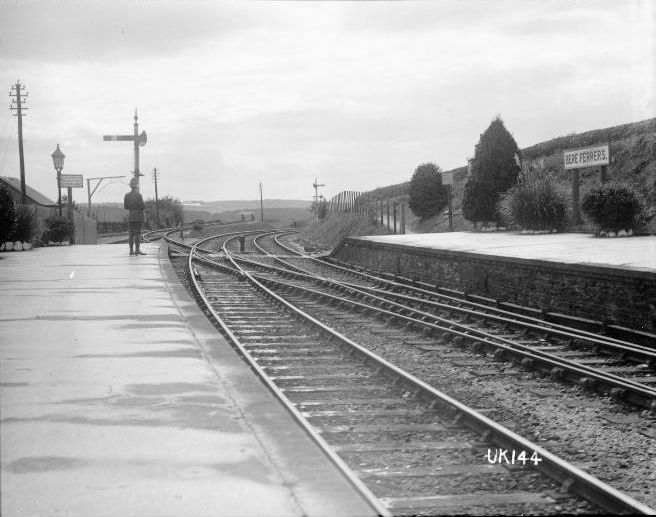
[563,145,609,170]
[441,171,454,186]
[60,174,83,188]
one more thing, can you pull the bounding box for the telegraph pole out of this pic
[9,80,28,203]
[259,182,264,222]
[152,168,160,228]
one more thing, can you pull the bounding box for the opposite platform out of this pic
[333,232,656,333]
[0,243,374,517]
[355,232,656,273]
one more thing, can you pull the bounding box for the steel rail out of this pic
[190,235,656,516]
[338,282,656,358]
[177,232,656,406]
[245,269,656,408]
[172,231,656,406]
[252,230,299,256]
[269,234,655,350]
[223,249,656,407]
[262,240,654,355]
[187,236,392,517]
[324,255,655,349]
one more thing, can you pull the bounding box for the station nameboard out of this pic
[60,174,83,188]
[563,144,609,170]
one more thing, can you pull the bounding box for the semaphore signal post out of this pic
[103,109,147,189]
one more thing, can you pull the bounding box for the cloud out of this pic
[0,1,273,62]
[0,0,653,204]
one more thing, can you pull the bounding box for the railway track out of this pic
[165,229,655,515]
[237,232,656,411]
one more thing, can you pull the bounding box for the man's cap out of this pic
[129,177,139,188]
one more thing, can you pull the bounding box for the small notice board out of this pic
[60,174,83,188]
[563,145,609,170]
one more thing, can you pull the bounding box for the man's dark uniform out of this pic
[124,179,146,255]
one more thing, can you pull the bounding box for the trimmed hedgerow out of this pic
[499,170,568,232]
[582,181,643,233]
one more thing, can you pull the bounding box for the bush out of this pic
[582,182,643,233]
[408,163,449,218]
[463,117,521,225]
[42,215,73,243]
[462,176,499,226]
[499,171,568,231]
[12,204,38,242]
[0,186,16,242]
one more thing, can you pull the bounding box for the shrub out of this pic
[463,116,521,225]
[462,176,499,226]
[408,163,449,218]
[582,182,643,233]
[42,215,73,243]
[192,219,204,231]
[12,204,38,241]
[499,171,568,231]
[0,186,16,242]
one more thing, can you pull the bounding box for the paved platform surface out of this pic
[357,232,656,273]
[0,243,374,517]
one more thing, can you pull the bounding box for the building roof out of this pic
[0,176,57,206]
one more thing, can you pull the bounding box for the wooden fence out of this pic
[325,190,407,234]
[96,221,129,234]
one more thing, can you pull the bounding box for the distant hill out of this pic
[184,199,311,212]
[91,199,313,225]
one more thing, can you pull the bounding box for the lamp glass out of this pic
[51,145,65,171]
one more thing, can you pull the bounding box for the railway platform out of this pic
[354,231,656,272]
[332,232,656,334]
[0,242,375,517]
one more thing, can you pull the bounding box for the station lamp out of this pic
[51,144,65,216]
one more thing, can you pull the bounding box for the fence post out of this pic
[393,202,397,234]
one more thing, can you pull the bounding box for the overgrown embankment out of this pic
[369,117,656,233]
[299,213,392,250]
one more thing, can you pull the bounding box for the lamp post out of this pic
[51,144,65,216]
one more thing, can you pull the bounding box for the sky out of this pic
[0,0,654,205]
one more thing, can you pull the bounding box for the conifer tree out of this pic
[408,163,449,218]
[463,117,521,225]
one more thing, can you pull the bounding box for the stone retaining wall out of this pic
[332,237,656,333]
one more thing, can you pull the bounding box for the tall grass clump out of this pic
[582,181,643,234]
[499,170,568,232]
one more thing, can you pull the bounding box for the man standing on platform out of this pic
[124,177,146,256]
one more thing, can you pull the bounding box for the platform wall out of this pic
[332,237,656,333]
